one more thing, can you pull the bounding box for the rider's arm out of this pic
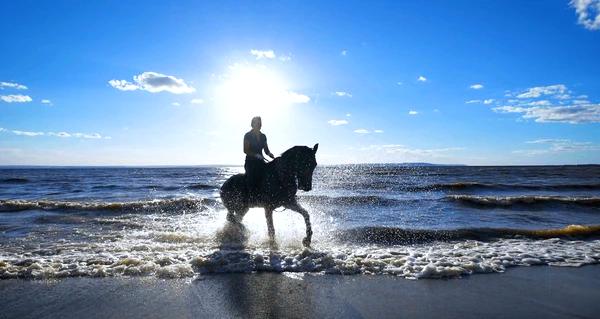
[263,136,275,159]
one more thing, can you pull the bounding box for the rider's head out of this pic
[251,116,262,131]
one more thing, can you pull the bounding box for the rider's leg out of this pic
[244,159,256,191]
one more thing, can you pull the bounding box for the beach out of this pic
[1,265,599,319]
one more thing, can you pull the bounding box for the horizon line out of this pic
[1,163,598,168]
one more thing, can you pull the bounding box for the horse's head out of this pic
[282,143,319,191]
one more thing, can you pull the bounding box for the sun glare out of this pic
[214,64,304,123]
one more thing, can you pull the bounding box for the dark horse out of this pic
[220,144,318,247]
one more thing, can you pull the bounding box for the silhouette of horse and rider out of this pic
[220,116,318,247]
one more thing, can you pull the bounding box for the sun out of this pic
[214,64,307,124]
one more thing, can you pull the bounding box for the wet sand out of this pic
[1,266,599,319]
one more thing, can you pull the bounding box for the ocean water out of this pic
[1,165,599,279]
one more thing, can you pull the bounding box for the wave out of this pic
[92,184,212,191]
[338,224,600,245]
[0,178,29,184]
[400,182,600,192]
[433,182,600,191]
[326,181,600,192]
[92,185,120,190]
[447,195,600,208]
[142,185,180,191]
[299,195,403,207]
[0,197,221,213]
[187,183,217,190]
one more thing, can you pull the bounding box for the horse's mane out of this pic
[266,146,309,168]
[281,145,308,158]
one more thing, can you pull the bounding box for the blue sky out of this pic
[1,0,599,165]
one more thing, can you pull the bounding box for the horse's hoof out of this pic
[302,237,311,247]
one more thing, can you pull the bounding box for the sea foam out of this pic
[1,222,599,280]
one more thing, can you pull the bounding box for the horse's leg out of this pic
[226,204,248,224]
[225,189,249,223]
[265,207,275,245]
[285,201,312,247]
[226,209,237,223]
[235,206,249,223]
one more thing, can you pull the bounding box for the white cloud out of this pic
[250,49,276,59]
[109,72,195,94]
[516,84,567,99]
[571,0,600,30]
[354,129,370,134]
[328,119,349,126]
[488,84,600,123]
[171,102,181,106]
[190,98,204,104]
[511,149,550,156]
[467,99,494,104]
[1,94,32,103]
[470,84,484,90]
[555,94,572,100]
[0,82,27,90]
[108,79,138,91]
[526,100,551,106]
[335,91,352,97]
[514,138,600,155]
[341,50,347,56]
[346,113,352,117]
[374,129,384,133]
[408,110,418,115]
[12,130,44,137]
[573,99,590,105]
[47,132,71,138]
[0,128,5,132]
[41,99,53,106]
[493,104,600,124]
[7,129,106,139]
[525,139,571,144]
[285,91,310,104]
[73,133,102,139]
[417,76,427,82]
[397,82,403,85]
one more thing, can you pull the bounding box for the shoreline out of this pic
[1,265,599,319]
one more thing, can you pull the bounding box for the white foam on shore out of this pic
[1,208,599,280]
[2,239,599,280]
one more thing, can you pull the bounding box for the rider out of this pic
[244,116,275,195]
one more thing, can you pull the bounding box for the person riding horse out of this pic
[220,118,318,247]
[243,116,274,197]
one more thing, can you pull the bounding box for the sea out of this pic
[1,165,599,279]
